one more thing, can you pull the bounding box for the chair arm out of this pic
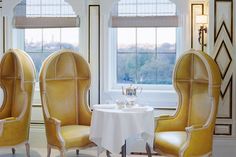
[41,92,65,148]
[0,117,26,138]
[0,117,18,135]
[158,115,172,120]
[0,91,30,136]
[155,114,185,132]
[45,117,65,148]
[185,125,204,132]
[48,117,61,125]
[0,119,5,136]
[180,125,213,156]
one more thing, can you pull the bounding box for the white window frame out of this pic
[14,27,80,105]
[12,0,79,105]
[100,1,187,108]
[109,28,178,91]
[102,28,180,108]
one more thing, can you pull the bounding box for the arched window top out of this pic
[14,0,76,17]
[13,0,79,28]
[112,0,176,17]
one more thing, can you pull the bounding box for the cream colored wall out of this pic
[190,0,236,138]
[0,0,236,155]
[208,0,236,138]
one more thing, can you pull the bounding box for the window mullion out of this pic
[60,28,62,49]
[136,0,138,83]
[135,27,138,84]
[155,28,158,84]
[40,0,42,17]
[41,29,44,53]
[116,29,119,84]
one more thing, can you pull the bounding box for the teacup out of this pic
[116,100,126,109]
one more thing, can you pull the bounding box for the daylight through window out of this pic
[112,0,177,85]
[14,0,79,80]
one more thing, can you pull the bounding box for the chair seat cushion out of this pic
[154,131,187,156]
[61,125,91,149]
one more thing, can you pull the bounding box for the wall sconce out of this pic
[196,15,208,51]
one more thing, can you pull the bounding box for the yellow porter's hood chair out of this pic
[0,49,36,156]
[39,50,92,157]
[154,50,221,157]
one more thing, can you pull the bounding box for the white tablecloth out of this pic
[89,105,154,154]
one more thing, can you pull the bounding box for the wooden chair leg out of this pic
[106,150,111,157]
[12,148,16,154]
[146,143,152,157]
[25,143,30,157]
[76,149,79,155]
[60,149,66,157]
[121,142,126,157]
[47,145,51,157]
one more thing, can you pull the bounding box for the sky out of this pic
[25,28,79,46]
[118,27,176,48]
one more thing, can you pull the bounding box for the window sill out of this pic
[154,107,176,118]
[101,88,178,108]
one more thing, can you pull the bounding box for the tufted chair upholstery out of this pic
[154,50,221,157]
[0,49,36,156]
[39,50,92,157]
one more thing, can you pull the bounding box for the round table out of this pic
[89,105,154,156]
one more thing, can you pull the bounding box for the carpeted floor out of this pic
[0,146,164,157]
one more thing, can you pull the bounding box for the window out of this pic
[15,0,75,17]
[14,0,79,80]
[25,28,79,79]
[114,0,176,16]
[111,0,177,86]
[117,27,176,84]
[13,0,79,104]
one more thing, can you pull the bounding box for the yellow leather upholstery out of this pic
[0,49,35,156]
[61,125,91,148]
[39,50,92,156]
[155,131,187,155]
[154,50,221,157]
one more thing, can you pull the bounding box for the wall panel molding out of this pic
[214,0,233,43]
[214,124,232,136]
[2,16,5,53]
[88,5,101,105]
[213,0,234,136]
[214,41,232,80]
[217,76,232,119]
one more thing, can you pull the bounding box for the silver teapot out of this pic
[122,84,142,107]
